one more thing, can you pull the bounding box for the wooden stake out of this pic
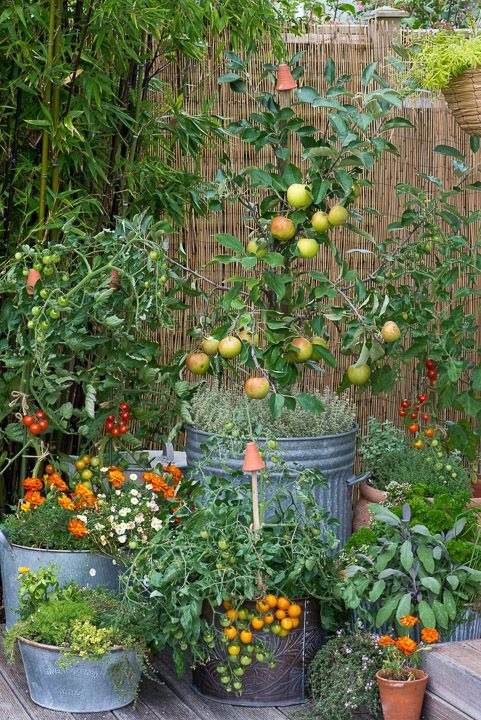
[251,470,261,531]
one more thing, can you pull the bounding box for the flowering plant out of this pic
[377,615,440,681]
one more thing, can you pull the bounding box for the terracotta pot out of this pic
[352,482,387,531]
[275,64,297,92]
[26,268,41,295]
[376,669,428,720]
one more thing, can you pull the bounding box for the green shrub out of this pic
[410,31,481,91]
[189,386,355,438]
[306,631,382,720]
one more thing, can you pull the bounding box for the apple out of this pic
[246,239,267,258]
[201,336,219,355]
[297,237,319,258]
[271,216,296,242]
[311,211,330,233]
[312,336,328,349]
[244,377,270,399]
[287,337,313,363]
[238,328,260,346]
[218,336,242,359]
[381,321,401,343]
[347,363,371,385]
[328,205,349,226]
[186,352,210,376]
[286,184,312,210]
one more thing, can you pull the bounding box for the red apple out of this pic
[186,352,210,376]
[244,377,270,399]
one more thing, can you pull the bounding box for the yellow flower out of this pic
[17,566,30,575]
[20,501,31,512]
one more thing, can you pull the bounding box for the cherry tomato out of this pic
[119,424,128,434]
[424,428,435,438]
[120,411,129,422]
[119,402,129,412]
[400,399,409,409]
[418,393,428,403]
[399,410,407,417]
[29,422,42,435]
[422,413,430,422]
[410,412,418,419]
[106,414,115,422]
[111,426,121,437]
[36,409,46,419]
[413,439,424,449]
[22,415,34,427]
[425,358,436,370]
[408,423,419,434]
[38,419,49,432]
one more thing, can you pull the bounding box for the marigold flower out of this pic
[165,464,183,484]
[17,566,30,575]
[72,483,97,509]
[58,494,75,511]
[107,467,126,489]
[421,627,440,644]
[47,473,68,493]
[23,477,43,492]
[399,615,418,628]
[68,517,88,538]
[20,502,31,512]
[378,635,396,647]
[23,490,45,507]
[396,637,418,655]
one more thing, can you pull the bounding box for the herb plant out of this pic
[409,31,481,91]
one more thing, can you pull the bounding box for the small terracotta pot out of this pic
[352,482,387,531]
[376,669,428,720]
[109,270,120,289]
[472,479,481,498]
[26,268,41,295]
[276,64,297,92]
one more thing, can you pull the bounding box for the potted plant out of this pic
[4,567,146,712]
[409,31,481,135]
[340,503,481,643]
[375,621,439,720]
[123,444,342,706]
[307,629,384,720]
[0,459,187,627]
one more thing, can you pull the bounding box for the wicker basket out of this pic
[443,68,481,136]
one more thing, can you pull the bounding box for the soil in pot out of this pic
[19,637,141,712]
[376,669,428,720]
[192,597,324,707]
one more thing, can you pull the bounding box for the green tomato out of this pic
[234,667,245,677]
[90,457,100,467]
[14,252,22,261]
[40,321,49,331]
[50,253,61,263]
[33,262,43,271]
[39,289,49,299]
[22,268,29,277]
[240,656,252,666]
[159,275,167,283]
[218,539,228,551]
[58,296,68,307]
[43,266,54,276]
[61,273,69,282]
[149,250,160,261]
[431,439,439,447]
[220,675,230,685]
[200,530,209,539]
[216,665,227,674]
[49,309,60,320]
[267,440,278,450]
[31,306,41,317]
[445,464,452,471]
[27,320,35,330]
[42,255,52,265]
[256,652,265,662]
[245,644,255,655]
[233,681,243,691]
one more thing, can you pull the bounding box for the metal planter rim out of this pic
[187,422,358,443]
[18,637,127,653]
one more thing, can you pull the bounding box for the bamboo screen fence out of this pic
[156,18,480,432]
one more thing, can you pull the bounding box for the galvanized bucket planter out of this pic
[19,638,141,712]
[185,425,368,545]
[0,530,120,628]
[192,597,324,706]
[355,607,481,644]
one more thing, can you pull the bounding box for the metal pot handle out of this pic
[162,442,175,464]
[346,471,371,487]
[0,529,12,555]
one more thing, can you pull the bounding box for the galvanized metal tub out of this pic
[185,425,368,545]
[0,530,120,628]
[355,607,481,643]
[19,638,141,712]
[192,597,324,706]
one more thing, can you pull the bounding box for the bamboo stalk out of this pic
[50,0,64,237]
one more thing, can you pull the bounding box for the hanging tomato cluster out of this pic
[425,358,438,384]
[104,402,130,437]
[21,409,49,436]
[398,392,438,449]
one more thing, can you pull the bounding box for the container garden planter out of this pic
[376,669,428,720]
[443,69,481,136]
[0,529,120,628]
[192,597,324,707]
[185,425,369,545]
[18,638,141,712]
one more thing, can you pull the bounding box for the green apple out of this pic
[271,216,296,242]
[286,184,312,210]
[186,352,210,376]
[311,211,330,233]
[347,363,371,385]
[246,239,267,258]
[381,321,401,343]
[218,336,242,359]
[312,336,328,348]
[244,377,270,399]
[297,237,319,258]
[287,337,313,363]
[238,328,259,346]
[201,336,219,355]
[328,205,349,226]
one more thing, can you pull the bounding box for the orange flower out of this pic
[378,635,396,647]
[144,471,177,498]
[23,477,43,492]
[68,518,88,538]
[72,483,97,509]
[399,615,418,628]
[396,637,418,656]
[47,473,68,493]
[421,627,440,644]
[165,464,183,484]
[58,494,75,511]
[107,467,126,489]
[23,490,45,507]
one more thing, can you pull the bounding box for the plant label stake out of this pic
[242,442,265,531]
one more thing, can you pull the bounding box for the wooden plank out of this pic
[423,691,477,720]
[0,656,116,720]
[156,659,288,720]
[0,666,34,720]
[116,676,203,720]
[424,647,481,720]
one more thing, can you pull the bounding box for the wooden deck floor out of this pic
[0,654,302,720]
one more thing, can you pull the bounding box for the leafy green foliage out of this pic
[409,31,481,91]
[340,504,481,636]
[190,386,355,437]
[306,630,382,720]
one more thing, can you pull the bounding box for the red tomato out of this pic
[400,399,409,409]
[22,415,34,427]
[111,427,121,437]
[418,393,428,403]
[119,424,128,434]
[399,410,407,417]
[29,423,42,435]
[120,411,129,422]
[422,413,430,422]
[38,419,49,432]
[106,415,115,422]
[410,411,418,419]
[408,423,419,434]
[425,358,436,370]
[36,409,46,419]
[119,402,129,412]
